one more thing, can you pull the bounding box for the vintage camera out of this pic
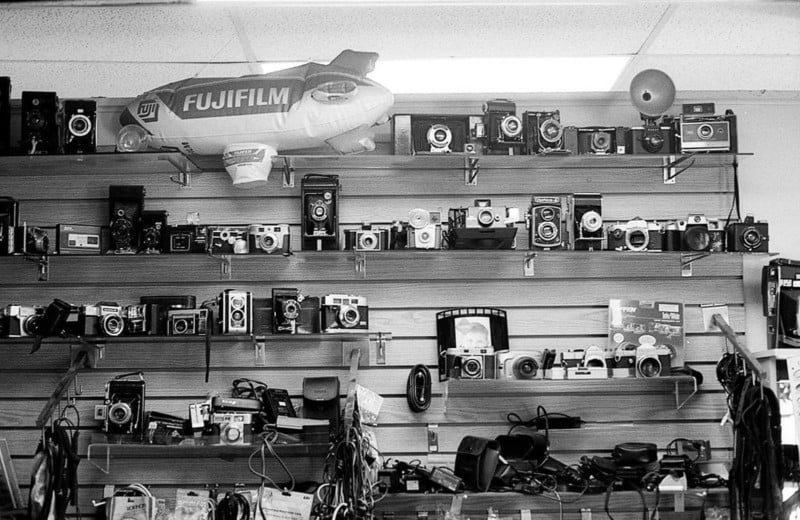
[663,214,721,252]
[272,288,321,334]
[669,106,737,153]
[5,304,44,337]
[763,258,800,349]
[208,225,249,255]
[0,197,18,255]
[482,99,523,155]
[462,199,519,229]
[344,224,389,251]
[21,91,59,155]
[15,224,55,255]
[726,216,769,253]
[56,224,103,254]
[635,345,672,378]
[139,210,168,254]
[103,373,146,438]
[573,193,603,251]
[220,289,252,335]
[108,185,145,253]
[139,295,197,336]
[528,194,571,250]
[445,346,496,380]
[608,343,638,378]
[0,77,9,155]
[81,302,125,337]
[407,208,442,249]
[167,308,208,336]
[448,200,519,250]
[165,224,208,254]
[62,99,97,154]
[523,110,564,155]
[248,224,290,255]
[123,304,149,335]
[393,114,482,154]
[606,218,663,252]
[496,350,543,380]
[566,126,626,155]
[211,413,253,445]
[625,125,675,155]
[321,294,368,332]
[563,346,608,379]
[301,174,340,251]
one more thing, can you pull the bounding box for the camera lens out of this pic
[581,211,602,233]
[540,207,556,221]
[173,318,189,335]
[513,357,539,379]
[23,315,43,336]
[358,232,378,250]
[231,297,244,309]
[500,116,522,139]
[427,124,452,149]
[231,309,244,323]
[637,357,661,378]
[626,229,649,251]
[222,424,242,443]
[462,357,482,378]
[477,208,496,227]
[697,124,714,140]
[540,119,563,143]
[641,129,664,153]
[108,402,133,426]
[684,227,710,251]
[311,201,328,222]
[282,300,300,320]
[143,227,160,248]
[259,233,277,252]
[338,305,360,328]
[742,227,763,249]
[68,114,92,137]
[591,131,612,153]
[102,314,124,337]
[537,222,558,241]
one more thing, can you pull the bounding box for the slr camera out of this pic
[528,194,571,250]
[139,210,168,254]
[4,304,44,337]
[208,225,249,255]
[407,208,442,249]
[393,114,482,154]
[344,224,390,251]
[165,224,208,253]
[21,91,59,155]
[272,288,321,334]
[301,174,340,251]
[80,302,125,337]
[62,99,97,154]
[248,224,290,255]
[211,413,253,445]
[445,346,496,380]
[496,350,543,380]
[167,308,208,336]
[635,345,673,378]
[220,289,252,335]
[108,185,145,254]
[321,294,368,332]
[662,214,724,252]
[606,218,663,252]
[102,372,146,439]
[567,126,626,155]
[726,216,769,253]
[523,110,564,155]
[482,99,523,155]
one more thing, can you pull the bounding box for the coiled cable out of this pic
[406,364,431,412]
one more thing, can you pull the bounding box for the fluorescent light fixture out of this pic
[261,56,630,93]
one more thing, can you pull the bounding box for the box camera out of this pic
[663,214,724,252]
[573,193,603,251]
[565,126,626,155]
[407,208,442,250]
[445,346,496,380]
[62,99,97,154]
[393,114,482,154]
[321,294,368,332]
[139,295,197,336]
[248,224,290,255]
[344,224,389,251]
[482,99,523,155]
[606,218,663,252]
[496,350,543,380]
[167,308,208,336]
[4,304,44,337]
[211,413,253,445]
[81,302,125,337]
[108,185,145,253]
[0,197,19,255]
[165,224,208,254]
[462,199,519,229]
[208,225,249,255]
[528,194,571,250]
[57,224,103,254]
[448,200,519,250]
[139,210,168,254]
[21,91,59,155]
[523,110,564,155]
[301,174,340,251]
[220,289,252,335]
[726,216,769,253]
[625,126,675,155]
[670,108,737,153]
[103,373,146,438]
[635,345,672,378]
[272,288,321,334]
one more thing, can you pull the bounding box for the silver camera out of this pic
[606,218,663,252]
[123,304,148,335]
[82,302,125,337]
[248,224,290,255]
[496,350,543,380]
[321,294,368,332]
[220,289,252,335]
[465,200,520,229]
[5,304,44,337]
[407,208,442,249]
[445,346,496,380]
[635,345,673,378]
[211,413,253,445]
[208,225,249,255]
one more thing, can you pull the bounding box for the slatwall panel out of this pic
[0,143,743,518]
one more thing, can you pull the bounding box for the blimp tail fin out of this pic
[328,50,379,78]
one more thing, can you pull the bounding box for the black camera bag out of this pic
[454,435,500,491]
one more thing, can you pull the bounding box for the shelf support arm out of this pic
[711,313,766,380]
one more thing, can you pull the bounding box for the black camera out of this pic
[528,194,571,250]
[139,210,168,254]
[448,200,519,250]
[0,197,18,255]
[663,214,724,252]
[625,125,675,155]
[62,99,97,154]
[208,225,249,254]
[726,216,769,253]
[321,294,368,332]
[4,304,44,337]
[15,224,55,255]
[344,224,389,251]
[103,373,146,439]
[165,224,208,253]
[248,224,290,255]
[566,126,626,155]
[123,304,149,335]
[482,99,523,155]
[573,193,603,250]
[523,110,564,155]
[139,295,197,336]
[80,302,125,337]
[220,289,252,335]
[108,185,145,253]
[606,218,663,252]
[21,91,59,155]
[393,114,482,154]
[272,288,321,334]
[301,174,339,251]
[167,308,208,336]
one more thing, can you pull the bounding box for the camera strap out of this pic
[204,310,212,383]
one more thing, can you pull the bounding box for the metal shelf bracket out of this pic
[464,157,479,185]
[354,250,367,278]
[662,153,696,184]
[674,376,698,410]
[163,154,199,188]
[282,157,295,188]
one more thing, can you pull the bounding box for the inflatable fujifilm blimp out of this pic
[117,50,394,188]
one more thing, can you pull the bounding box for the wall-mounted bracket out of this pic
[680,252,710,277]
[426,423,439,453]
[208,253,233,279]
[253,336,266,366]
[281,157,295,188]
[162,154,200,188]
[523,253,536,277]
[371,332,391,365]
[464,157,479,185]
[24,253,49,281]
[674,376,698,410]
[354,250,367,278]
[662,153,696,184]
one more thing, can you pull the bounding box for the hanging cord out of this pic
[248,430,296,518]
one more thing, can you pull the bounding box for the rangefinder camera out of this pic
[496,350,543,380]
[4,304,44,337]
[567,126,626,155]
[208,225,249,255]
[211,413,253,445]
[248,224,291,255]
[407,208,442,249]
[343,225,390,251]
[606,218,663,252]
[662,214,724,252]
[81,302,125,337]
[167,308,208,336]
[635,345,673,378]
[445,346,496,380]
[321,294,368,332]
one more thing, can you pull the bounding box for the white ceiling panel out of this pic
[0,4,244,63]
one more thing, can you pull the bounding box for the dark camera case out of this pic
[302,376,340,435]
[454,435,500,492]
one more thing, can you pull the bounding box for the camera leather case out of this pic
[454,435,501,492]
